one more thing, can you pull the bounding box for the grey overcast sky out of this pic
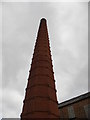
[1,0,88,118]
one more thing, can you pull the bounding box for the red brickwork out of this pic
[21,18,60,119]
[59,93,90,119]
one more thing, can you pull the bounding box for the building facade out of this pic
[58,92,90,119]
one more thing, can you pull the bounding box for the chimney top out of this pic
[41,18,47,22]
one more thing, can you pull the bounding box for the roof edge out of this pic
[58,92,90,108]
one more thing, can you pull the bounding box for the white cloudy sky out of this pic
[1,0,89,118]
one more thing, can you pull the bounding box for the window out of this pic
[84,104,90,118]
[68,106,75,119]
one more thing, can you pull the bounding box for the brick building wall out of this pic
[58,92,90,119]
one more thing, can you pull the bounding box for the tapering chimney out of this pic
[21,18,60,118]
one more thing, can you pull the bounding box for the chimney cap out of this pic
[41,18,47,22]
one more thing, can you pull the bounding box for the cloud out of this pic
[3,88,23,117]
[48,2,88,102]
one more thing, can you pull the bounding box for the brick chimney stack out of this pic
[21,18,60,118]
